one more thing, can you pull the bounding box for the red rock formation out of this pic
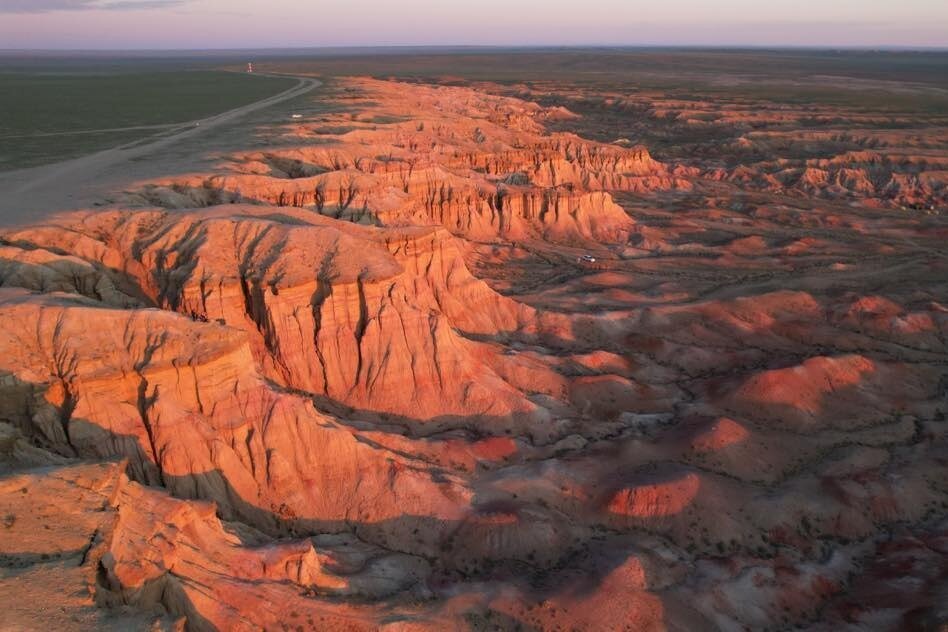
[688,417,750,453]
[2,207,548,426]
[607,472,701,518]
[2,70,947,631]
[127,78,683,244]
[0,287,469,549]
[0,455,435,630]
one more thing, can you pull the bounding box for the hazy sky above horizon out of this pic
[1,0,946,50]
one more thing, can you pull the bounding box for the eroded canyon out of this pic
[1,68,947,631]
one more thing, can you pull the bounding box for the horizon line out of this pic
[3,44,948,55]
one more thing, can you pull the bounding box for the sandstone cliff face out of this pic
[2,207,552,427]
[0,287,470,551]
[126,78,684,244]
[0,453,436,631]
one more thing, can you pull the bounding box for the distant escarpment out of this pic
[126,78,690,243]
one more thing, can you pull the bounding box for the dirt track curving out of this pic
[0,74,321,225]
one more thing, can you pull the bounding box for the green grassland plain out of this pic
[0,70,296,170]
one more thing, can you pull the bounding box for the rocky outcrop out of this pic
[0,288,469,549]
[607,472,701,518]
[2,207,553,426]
[0,454,432,631]
[126,78,684,243]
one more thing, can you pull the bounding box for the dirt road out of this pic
[0,74,321,225]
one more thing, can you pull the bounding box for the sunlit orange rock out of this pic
[689,417,750,453]
[1,69,946,631]
[607,472,701,518]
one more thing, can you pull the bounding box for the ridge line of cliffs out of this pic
[125,78,693,242]
[1,207,580,427]
[0,285,470,551]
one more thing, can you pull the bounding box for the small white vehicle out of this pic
[291,114,303,119]
[579,255,597,264]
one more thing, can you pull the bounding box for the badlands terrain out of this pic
[1,51,947,630]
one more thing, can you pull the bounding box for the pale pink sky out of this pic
[2,0,946,49]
